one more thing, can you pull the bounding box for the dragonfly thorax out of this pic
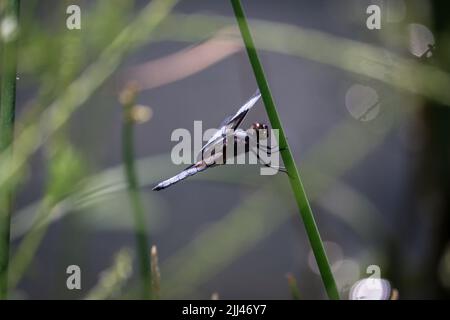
[250,122,269,140]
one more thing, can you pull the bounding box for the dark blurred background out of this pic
[2,0,449,299]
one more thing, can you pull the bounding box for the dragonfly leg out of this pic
[247,135,287,155]
[257,145,288,155]
[249,148,288,174]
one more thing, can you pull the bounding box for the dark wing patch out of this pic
[199,89,261,158]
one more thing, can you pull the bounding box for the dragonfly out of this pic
[152,89,285,191]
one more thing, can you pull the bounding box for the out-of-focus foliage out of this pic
[85,248,133,300]
[2,0,450,299]
[45,141,86,201]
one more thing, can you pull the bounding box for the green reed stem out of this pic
[230,0,339,299]
[0,0,20,300]
[8,197,53,290]
[122,100,151,299]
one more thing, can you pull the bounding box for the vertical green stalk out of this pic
[0,0,20,300]
[121,87,151,299]
[230,0,339,299]
[8,197,53,290]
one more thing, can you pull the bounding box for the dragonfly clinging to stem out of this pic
[152,89,285,191]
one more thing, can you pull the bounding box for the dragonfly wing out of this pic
[199,128,225,157]
[219,115,232,128]
[198,89,261,159]
[227,89,261,130]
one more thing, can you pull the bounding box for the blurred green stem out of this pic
[0,0,178,192]
[230,0,339,299]
[10,141,86,290]
[122,100,151,299]
[0,0,20,300]
[1,0,176,295]
[8,197,53,290]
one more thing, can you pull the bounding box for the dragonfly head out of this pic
[251,122,269,139]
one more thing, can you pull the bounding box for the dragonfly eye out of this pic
[252,122,265,130]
